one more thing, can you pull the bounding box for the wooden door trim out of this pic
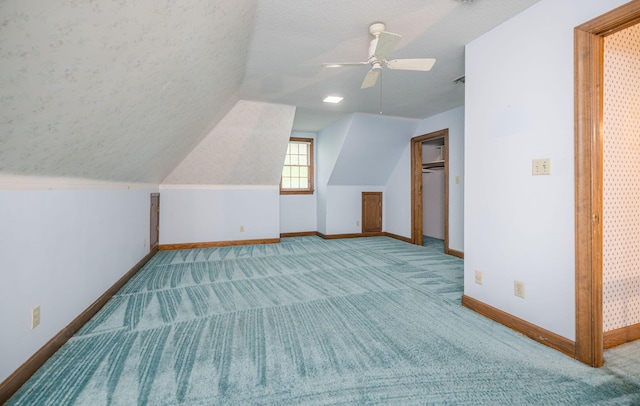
[150,193,160,250]
[411,129,449,250]
[574,1,640,367]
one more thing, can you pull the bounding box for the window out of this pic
[280,137,314,194]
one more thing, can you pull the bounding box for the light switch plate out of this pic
[31,305,41,329]
[532,158,551,175]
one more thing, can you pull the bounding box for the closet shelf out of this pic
[422,160,445,170]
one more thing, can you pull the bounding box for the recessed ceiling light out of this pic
[323,96,343,104]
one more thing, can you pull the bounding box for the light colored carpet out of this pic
[7,236,640,405]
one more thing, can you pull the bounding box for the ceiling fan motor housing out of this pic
[369,22,386,36]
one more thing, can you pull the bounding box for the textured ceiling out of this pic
[242,0,541,131]
[0,0,256,183]
[163,101,296,186]
[0,0,541,183]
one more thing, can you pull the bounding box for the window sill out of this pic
[280,190,315,195]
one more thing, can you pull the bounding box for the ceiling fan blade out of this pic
[322,62,368,68]
[361,68,380,89]
[387,58,436,71]
[373,31,401,59]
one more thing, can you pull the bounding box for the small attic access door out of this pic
[362,192,382,233]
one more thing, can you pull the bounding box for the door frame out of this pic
[574,1,640,367]
[411,129,449,250]
[150,193,160,250]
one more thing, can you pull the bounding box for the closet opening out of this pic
[411,129,453,255]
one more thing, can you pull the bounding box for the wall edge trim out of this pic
[159,238,280,250]
[317,232,386,240]
[384,232,412,243]
[159,184,278,190]
[461,295,576,360]
[604,323,640,349]
[280,232,317,238]
[446,248,464,259]
[0,175,158,191]
[281,231,412,243]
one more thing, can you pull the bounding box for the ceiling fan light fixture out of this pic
[323,96,344,104]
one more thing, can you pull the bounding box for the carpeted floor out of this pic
[7,236,640,405]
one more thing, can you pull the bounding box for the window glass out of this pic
[280,138,314,194]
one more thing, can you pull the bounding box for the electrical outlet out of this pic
[31,305,41,329]
[356,221,360,227]
[532,158,551,175]
[239,226,245,232]
[514,281,525,298]
[474,270,483,285]
[455,176,460,185]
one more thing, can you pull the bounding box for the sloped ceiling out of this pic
[0,0,256,183]
[163,100,295,185]
[0,0,541,185]
[327,114,419,186]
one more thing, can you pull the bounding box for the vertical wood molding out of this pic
[574,25,604,368]
[443,137,450,253]
[574,1,640,368]
[150,193,160,249]
[411,136,423,246]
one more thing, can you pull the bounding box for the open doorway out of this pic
[574,1,640,367]
[411,129,458,256]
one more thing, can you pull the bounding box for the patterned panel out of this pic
[162,100,295,185]
[603,24,640,332]
[0,0,256,183]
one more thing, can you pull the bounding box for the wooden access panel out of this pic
[362,192,382,233]
[150,193,160,249]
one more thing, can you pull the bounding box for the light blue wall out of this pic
[328,114,419,186]
[160,187,280,243]
[316,116,354,234]
[384,146,412,238]
[464,0,628,340]
[0,180,155,383]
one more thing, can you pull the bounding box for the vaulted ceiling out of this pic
[0,0,540,184]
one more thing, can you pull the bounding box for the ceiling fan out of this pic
[322,22,436,89]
